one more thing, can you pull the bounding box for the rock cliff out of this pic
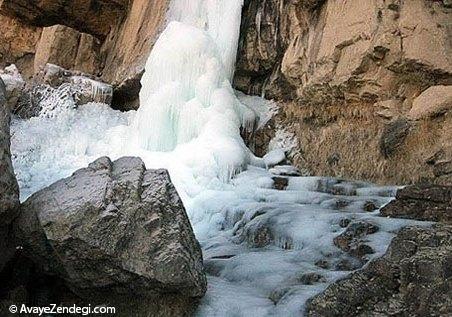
[0,0,170,109]
[235,0,452,185]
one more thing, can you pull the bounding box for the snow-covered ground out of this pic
[9,0,427,316]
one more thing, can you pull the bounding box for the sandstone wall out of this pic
[34,25,101,75]
[0,0,170,110]
[0,15,41,79]
[235,0,452,185]
[100,0,170,110]
[0,0,127,39]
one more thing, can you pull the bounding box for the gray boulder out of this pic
[0,77,20,272]
[15,156,206,314]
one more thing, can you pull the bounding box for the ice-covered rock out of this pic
[263,148,286,168]
[37,64,113,105]
[0,77,20,272]
[0,64,25,110]
[15,64,113,118]
[269,165,304,177]
[333,221,379,260]
[15,156,206,314]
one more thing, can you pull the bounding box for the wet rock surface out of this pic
[380,184,452,222]
[13,156,206,315]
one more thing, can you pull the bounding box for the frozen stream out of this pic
[10,0,426,316]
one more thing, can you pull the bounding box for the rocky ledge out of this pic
[306,184,452,316]
[381,184,452,222]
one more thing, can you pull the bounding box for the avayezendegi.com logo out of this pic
[9,303,116,315]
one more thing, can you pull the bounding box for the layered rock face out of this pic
[236,0,452,185]
[381,184,452,222]
[0,0,170,109]
[13,156,206,316]
[0,78,19,272]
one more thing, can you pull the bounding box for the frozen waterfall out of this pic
[10,0,424,316]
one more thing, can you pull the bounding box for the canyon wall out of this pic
[1,0,451,185]
[235,0,452,185]
[0,0,170,109]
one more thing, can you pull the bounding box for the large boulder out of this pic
[380,184,452,222]
[0,77,20,272]
[14,156,206,315]
[33,25,101,75]
[306,225,452,317]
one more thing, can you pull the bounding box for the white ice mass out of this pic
[10,0,428,316]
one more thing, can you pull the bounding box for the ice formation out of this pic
[0,64,25,92]
[70,76,113,104]
[36,84,77,118]
[10,0,428,316]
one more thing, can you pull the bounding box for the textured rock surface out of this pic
[34,25,101,75]
[0,77,19,272]
[0,15,41,79]
[0,0,127,39]
[236,0,452,185]
[333,221,379,259]
[15,157,206,312]
[380,184,452,222]
[14,64,113,118]
[409,85,452,119]
[101,0,170,109]
[306,225,452,317]
[0,0,170,110]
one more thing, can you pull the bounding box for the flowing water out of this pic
[10,0,424,315]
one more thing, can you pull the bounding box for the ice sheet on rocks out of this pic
[268,127,298,153]
[236,90,278,130]
[0,64,25,91]
[194,168,429,316]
